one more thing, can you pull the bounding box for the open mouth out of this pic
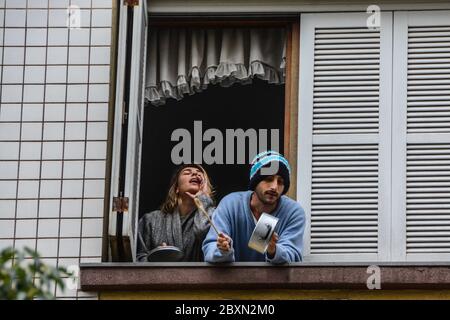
[189,177,202,185]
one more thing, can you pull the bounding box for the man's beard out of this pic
[256,189,280,205]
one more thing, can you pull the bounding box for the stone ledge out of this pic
[80,262,450,291]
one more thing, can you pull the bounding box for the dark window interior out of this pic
[139,78,285,216]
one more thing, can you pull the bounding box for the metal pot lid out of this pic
[248,213,279,254]
[147,246,184,262]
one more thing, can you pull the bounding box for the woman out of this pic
[137,164,215,262]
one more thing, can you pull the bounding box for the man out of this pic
[202,151,306,264]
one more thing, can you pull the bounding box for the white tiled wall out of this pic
[0,0,112,300]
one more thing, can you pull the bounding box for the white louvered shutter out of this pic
[392,11,450,261]
[298,13,393,262]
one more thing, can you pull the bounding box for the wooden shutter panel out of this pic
[298,13,392,262]
[392,11,450,261]
[407,144,450,253]
[311,144,379,254]
[407,26,450,134]
[313,28,380,135]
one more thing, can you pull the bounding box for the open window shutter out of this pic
[108,1,147,262]
[392,11,450,261]
[125,0,148,262]
[298,13,393,262]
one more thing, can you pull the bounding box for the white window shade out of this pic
[145,27,287,106]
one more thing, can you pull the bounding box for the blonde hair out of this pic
[160,164,214,214]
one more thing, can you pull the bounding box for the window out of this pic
[107,3,450,264]
[298,11,450,262]
[139,78,285,214]
[107,0,300,262]
[79,4,450,298]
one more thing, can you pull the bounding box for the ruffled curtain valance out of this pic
[145,27,287,106]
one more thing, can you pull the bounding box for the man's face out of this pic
[254,175,284,205]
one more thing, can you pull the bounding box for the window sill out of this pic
[79,262,450,291]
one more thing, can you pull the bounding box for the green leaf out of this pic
[0,247,70,300]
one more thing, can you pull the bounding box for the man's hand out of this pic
[217,232,232,252]
[266,232,278,259]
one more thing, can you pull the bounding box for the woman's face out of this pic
[176,167,206,195]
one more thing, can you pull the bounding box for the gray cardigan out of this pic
[136,195,215,262]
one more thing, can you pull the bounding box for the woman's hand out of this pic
[186,178,204,198]
[185,177,209,200]
[200,177,210,195]
[185,190,201,200]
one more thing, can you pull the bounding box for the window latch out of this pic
[123,111,128,124]
[113,197,129,212]
[121,101,128,125]
[124,0,139,6]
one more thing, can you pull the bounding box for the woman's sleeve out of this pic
[136,214,153,262]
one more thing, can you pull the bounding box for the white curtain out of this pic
[145,27,287,106]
